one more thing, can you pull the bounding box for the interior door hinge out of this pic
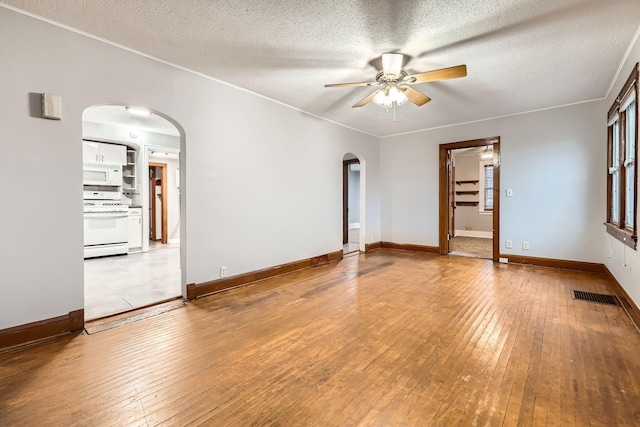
[447,233,451,241]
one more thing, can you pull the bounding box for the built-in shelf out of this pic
[456,201,479,206]
[123,175,136,178]
[455,191,479,195]
[456,180,479,185]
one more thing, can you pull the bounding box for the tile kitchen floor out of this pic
[84,241,181,320]
[343,227,360,254]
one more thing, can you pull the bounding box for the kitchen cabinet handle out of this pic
[101,155,104,162]
[96,154,99,161]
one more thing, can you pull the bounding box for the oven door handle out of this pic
[84,213,129,218]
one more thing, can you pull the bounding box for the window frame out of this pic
[479,159,494,214]
[606,63,638,250]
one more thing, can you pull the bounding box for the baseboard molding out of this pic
[500,254,604,273]
[455,230,492,239]
[187,250,344,299]
[365,241,382,252]
[0,309,84,352]
[603,266,640,331]
[381,241,439,254]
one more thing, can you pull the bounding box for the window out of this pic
[606,63,638,249]
[479,160,493,213]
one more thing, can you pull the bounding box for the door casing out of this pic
[439,137,501,261]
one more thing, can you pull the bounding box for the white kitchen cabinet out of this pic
[128,208,142,251]
[82,141,100,163]
[82,141,126,165]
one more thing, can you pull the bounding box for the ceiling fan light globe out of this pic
[480,147,493,159]
[389,86,407,105]
[373,89,388,106]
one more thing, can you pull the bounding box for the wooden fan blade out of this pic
[401,86,431,106]
[352,89,382,108]
[406,64,467,84]
[325,81,378,88]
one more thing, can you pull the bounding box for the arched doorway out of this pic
[81,104,185,320]
[343,152,365,255]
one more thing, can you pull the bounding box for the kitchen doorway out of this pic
[439,137,500,261]
[82,105,184,321]
[343,153,362,255]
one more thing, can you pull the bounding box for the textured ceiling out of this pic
[4,0,640,137]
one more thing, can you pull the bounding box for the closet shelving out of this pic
[122,148,138,193]
[455,180,479,206]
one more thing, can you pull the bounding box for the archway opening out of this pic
[81,104,185,320]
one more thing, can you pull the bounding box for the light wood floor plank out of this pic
[2,249,640,425]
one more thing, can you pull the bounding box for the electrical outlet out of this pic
[506,189,513,197]
[220,266,227,278]
[523,241,530,250]
[499,257,508,263]
[505,240,512,249]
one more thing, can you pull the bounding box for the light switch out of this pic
[41,93,62,120]
[506,189,513,197]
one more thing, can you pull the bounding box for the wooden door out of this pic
[149,166,157,241]
[448,152,455,247]
[149,162,168,244]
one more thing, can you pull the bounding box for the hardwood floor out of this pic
[2,249,640,425]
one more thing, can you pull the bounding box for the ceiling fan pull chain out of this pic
[393,102,397,122]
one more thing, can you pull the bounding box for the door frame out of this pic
[149,162,168,244]
[343,158,360,244]
[439,136,501,262]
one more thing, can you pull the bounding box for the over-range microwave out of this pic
[83,164,123,186]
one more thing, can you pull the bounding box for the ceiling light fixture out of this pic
[373,83,408,122]
[480,146,493,159]
[125,106,151,117]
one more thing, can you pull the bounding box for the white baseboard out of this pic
[455,230,492,239]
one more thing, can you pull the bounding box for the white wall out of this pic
[603,32,640,307]
[348,166,360,224]
[380,100,604,262]
[0,7,380,330]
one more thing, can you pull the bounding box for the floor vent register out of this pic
[572,290,619,306]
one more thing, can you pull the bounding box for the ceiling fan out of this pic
[325,53,467,120]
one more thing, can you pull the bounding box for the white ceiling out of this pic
[83,105,180,136]
[5,0,640,137]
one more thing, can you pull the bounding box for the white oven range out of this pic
[83,192,129,259]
